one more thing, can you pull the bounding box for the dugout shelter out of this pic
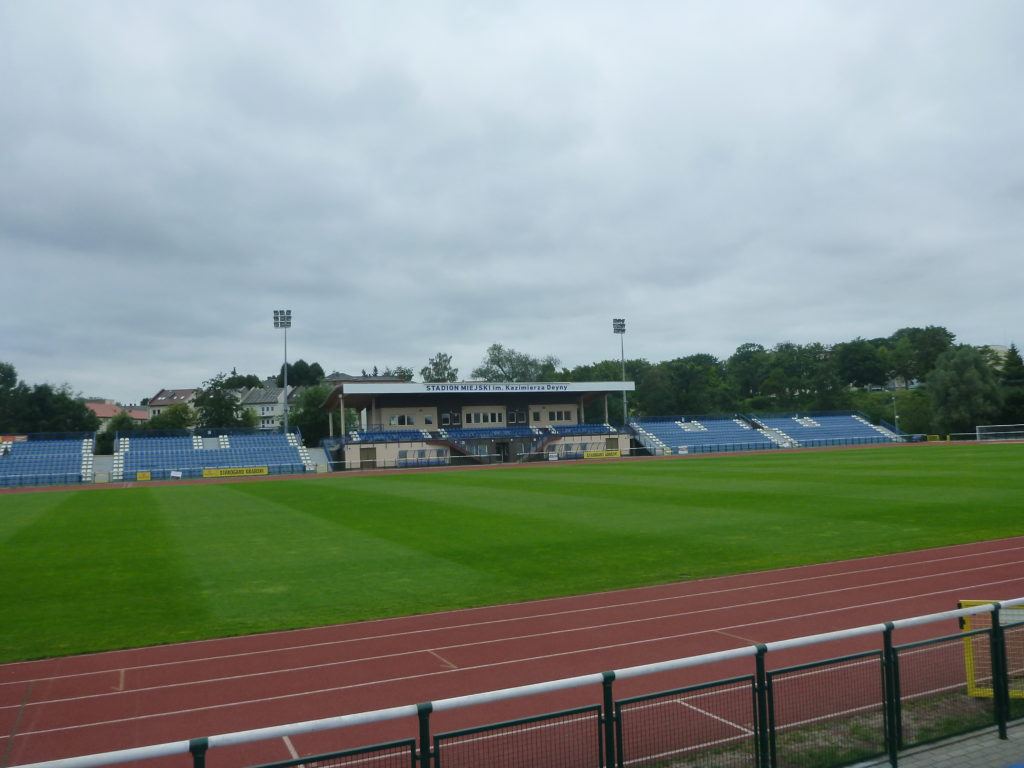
[321,379,635,469]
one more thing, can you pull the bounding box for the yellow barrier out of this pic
[136,470,151,481]
[959,599,1024,699]
[202,466,269,478]
[583,449,621,459]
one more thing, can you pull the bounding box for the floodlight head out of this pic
[273,309,292,329]
[613,318,626,334]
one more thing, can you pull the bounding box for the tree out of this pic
[193,374,255,429]
[95,411,138,454]
[383,366,414,381]
[471,344,560,382]
[147,403,195,430]
[848,388,931,434]
[1001,344,1024,387]
[223,369,263,389]
[885,335,916,387]
[0,373,99,433]
[927,346,1002,434]
[834,339,887,388]
[0,362,21,430]
[634,364,677,417]
[726,343,770,401]
[888,326,956,383]
[420,352,459,383]
[668,354,732,414]
[567,358,652,423]
[999,343,1024,423]
[0,362,16,391]
[287,383,333,446]
[275,360,326,388]
[806,343,853,411]
[761,342,818,407]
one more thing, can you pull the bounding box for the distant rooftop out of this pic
[148,389,198,406]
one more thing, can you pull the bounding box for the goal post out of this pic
[975,424,1024,442]
[958,600,1024,699]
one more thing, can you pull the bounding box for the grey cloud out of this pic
[2,1,1023,402]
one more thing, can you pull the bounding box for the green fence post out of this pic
[754,644,771,768]
[188,738,209,768]
[417,702,434,767]
[990,604,1009,740]
[601,671,618,768]
[882,622,900,766]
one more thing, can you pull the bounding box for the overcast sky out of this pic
[2,2,1022,403]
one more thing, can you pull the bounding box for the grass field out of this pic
[2,443,1024,663]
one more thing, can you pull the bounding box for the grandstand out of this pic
[317,380,913,469]
[0,434,94,487]
[111,430,313,481]
[0,399,907,488]
[753,413,899,447]
[321,380,633,469]
[630,416,777,455]
[629,412,901,456]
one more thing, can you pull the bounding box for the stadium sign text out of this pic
[340,381,635,396]
[424,383,570,393]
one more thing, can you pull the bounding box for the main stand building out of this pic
[321,379,635,469]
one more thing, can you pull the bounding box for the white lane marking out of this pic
[675,698,754,736]
[4,562,1022,712]
[715,629,760,644]
[428,650,458,670]
[7,572,1024,741]
[282,735,299,760]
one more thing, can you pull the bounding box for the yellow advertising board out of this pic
[136,470,151,481]
[202,466,269,478]
[584,449,621,459]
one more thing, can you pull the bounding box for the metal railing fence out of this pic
[12,599,1024,768]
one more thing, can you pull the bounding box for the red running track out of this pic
[2,536,1024,768]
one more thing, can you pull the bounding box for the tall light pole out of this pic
[274,309,292,433]
[892,392,900,434]
[613,318,627,425]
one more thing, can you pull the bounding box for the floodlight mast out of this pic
[613,318,627,426]
[274,310,292,434]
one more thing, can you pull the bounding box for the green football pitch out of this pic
[2,443,1023,663]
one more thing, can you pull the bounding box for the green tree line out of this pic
[440,326,1022,435]
[4,325,1023,447]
